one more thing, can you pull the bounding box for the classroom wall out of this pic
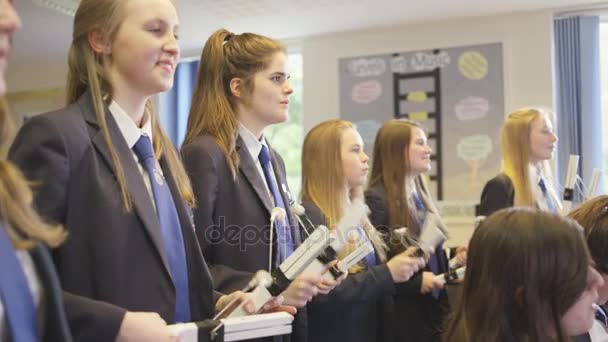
[5,9,557,245]
[299,10,555,245]
[301,10,555,133]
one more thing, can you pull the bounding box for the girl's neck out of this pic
[530,161,542,177]
[112,92,147,127]
[238,108,267,139]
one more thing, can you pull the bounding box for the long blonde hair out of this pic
[183,29,286,178]
[0,98,66,249]
[67,0,194,210]
[301,120,387,269]
[502,107,558,208]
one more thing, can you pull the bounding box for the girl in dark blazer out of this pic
[443,208,603,342]
[0,3,71,340]
[300,119,425,342]
[181,29,325,341]
[0,4,72,342]
[365,119,466,342]
[0,161,71,342]
[8,1,244,341]
[479,107,560,216]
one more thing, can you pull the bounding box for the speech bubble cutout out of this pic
[355,120,382,146]
[351,80,383,105]
[454,96,490,121]
[347,58,387,77]
[457,135,493,161]
[458,52,488,80]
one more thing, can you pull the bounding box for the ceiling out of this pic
[7,0,607,89]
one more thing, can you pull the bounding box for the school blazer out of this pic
[22,243,72,341]
[478,173,515,217]
[181,134,306,342]
[365,183,450,342]
[9,91,215,341]
[300,200,395,342]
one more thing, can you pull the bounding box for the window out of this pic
[159,53,304,197]
[265,53,304,198]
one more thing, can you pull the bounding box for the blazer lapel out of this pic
[236,136,273,214]
[79,93,172,277]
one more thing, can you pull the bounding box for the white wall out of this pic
[300,10,555,244]
[301,10,555,132]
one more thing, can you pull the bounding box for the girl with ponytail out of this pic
[182,29,328,341]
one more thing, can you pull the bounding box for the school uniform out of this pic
[588,305,608,342]
[479,169,559,217]
[0,234,72,342]
[9,91,215,341]
[365,183,450,342]
[300,200,395,342]
[181,124,306,342]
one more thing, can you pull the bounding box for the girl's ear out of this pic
[229,77,242,99]
[88,30,111,55]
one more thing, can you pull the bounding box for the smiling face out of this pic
[407,127,432,176]
[341,127,369,190]
[529,113,557,164]
[103,0,180,99]
[0,0,21,96]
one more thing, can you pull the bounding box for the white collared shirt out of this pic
[529,164,557,212]
[108,101,157,204]
[238,123,280,206]
[590,319,608,342]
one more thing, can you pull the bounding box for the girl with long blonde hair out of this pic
[479,107,560,216]
[8,1,243,340]
[301,119,424,342]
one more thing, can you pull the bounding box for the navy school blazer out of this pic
[365,183,450,342]
[181,134,307,342]
[478,173,515,217]
[300,200,395,342]
[9,91,216,341]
